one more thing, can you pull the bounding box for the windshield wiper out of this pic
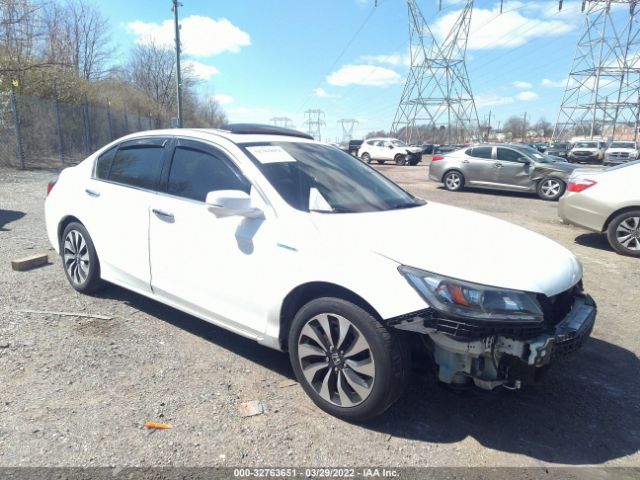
[386,200,425,211]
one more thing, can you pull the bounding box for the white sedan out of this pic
[45,125,596,420]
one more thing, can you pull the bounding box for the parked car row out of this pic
[428,142,640,257]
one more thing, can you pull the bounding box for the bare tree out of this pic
[42,0,114,80]
[0,0,43,78]
[503,115,525,141]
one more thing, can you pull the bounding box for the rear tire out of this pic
[60,222,104,293]
[288,298,409,421]
[537,177,565,201]
[606,210,640,257]
[443,170,465,191]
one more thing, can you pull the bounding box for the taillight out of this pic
[431,155,445,162]
[47,177,58,195]
[568,178,597,193]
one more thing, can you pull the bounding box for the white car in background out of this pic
[357,138,423,166]
[603,141,638,166]
[559,160,640,257]
[45,124,596,420]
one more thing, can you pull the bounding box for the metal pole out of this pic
[173,0,183,128]
[123,107,129,133]
[83,94,91,154]
[590,1,609,139]
[9,81,25,170]
[106,99,113,140]
[53,82,64,165]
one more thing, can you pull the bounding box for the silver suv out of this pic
[429,144,578,201]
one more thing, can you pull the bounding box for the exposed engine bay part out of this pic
[388,294,596,390]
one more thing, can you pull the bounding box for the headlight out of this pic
[398,266,544,322]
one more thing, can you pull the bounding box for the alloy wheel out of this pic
[63,230,90,285]
[540,179,561,198]
[445,173,461,190]
[297,313,375,407]
[615,216,640,251]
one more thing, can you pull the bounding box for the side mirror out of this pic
[518,157,531,164]
[388,145,394,149]
[205,190,263,219]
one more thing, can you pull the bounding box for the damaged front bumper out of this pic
[388,293,596,390]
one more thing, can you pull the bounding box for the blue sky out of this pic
[101,0,592,141]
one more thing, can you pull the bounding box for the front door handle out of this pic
[495,162,503,168]
[152,208,174,221]
[85,188,100,197]
[461,159,470,164]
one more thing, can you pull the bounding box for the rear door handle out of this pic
[152,208,174,221]
[85,188,100,197]
[461,159,470,164]
[495,162,503,168]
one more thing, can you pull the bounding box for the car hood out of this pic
[403,147,423,154]
[537,162,577,173]
[310,202,582,297]
[606,148,636,153]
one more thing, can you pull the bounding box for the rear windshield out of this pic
[605,159,640,171]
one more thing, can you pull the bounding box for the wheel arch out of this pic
[57,215,84,250]
[602,205,640,232]
[442,168,464,183]
[278,282,383,351]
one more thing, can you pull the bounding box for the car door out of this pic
[148,138,276,337]
[495,147,535,190]
[461,146,497,185]
[381,141,395,160]
[84,137,169,293]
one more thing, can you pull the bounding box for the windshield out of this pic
[609,142,636,149]
[391,140,408,147]
[575,142,598,148]
[241,142,425,213]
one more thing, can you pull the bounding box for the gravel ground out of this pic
[0,164,638,468]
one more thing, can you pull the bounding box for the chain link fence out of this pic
[0,90,158,169]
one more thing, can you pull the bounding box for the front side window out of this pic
[471,146,493,159]
[241,142,424,213]
[167,145,250,202]
[109,143,165,190]
[497,147,525,162]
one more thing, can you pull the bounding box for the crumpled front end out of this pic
[387,284,596,390]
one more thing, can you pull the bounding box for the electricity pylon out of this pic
[270,117,293,128]
[304,109,325,141]
[337,118,359,143]
[391,0,479,144]
[553,0,640,142]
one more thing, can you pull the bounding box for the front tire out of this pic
[288,298,409,421]
[394,154,406,166]
[537,177,565,201]
[443,170,465,191]
[361,152,371,164]
[60,222,103,293]
[607,210,640,257]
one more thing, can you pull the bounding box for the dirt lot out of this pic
[0,164,638,468]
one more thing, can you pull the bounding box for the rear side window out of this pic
[95,147,116,179]
[471,146,493,159]
[167,146,250,202]
[497,147,524,162]
[109,145,165,190]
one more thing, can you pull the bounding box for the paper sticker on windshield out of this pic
[247,146,296,164]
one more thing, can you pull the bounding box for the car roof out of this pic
[112,126,317,147]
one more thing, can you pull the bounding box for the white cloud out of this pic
[313,87,341,99]
[211,94,234,105]
[327,64,403,87]
[128,15,250,57]
[541,78,566,88]
[513,81,532,90]
[433,3,575,50]
[516,90,539,101]
[476,94,514,108]
[183,60,219,80]
[359,52,411,67]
